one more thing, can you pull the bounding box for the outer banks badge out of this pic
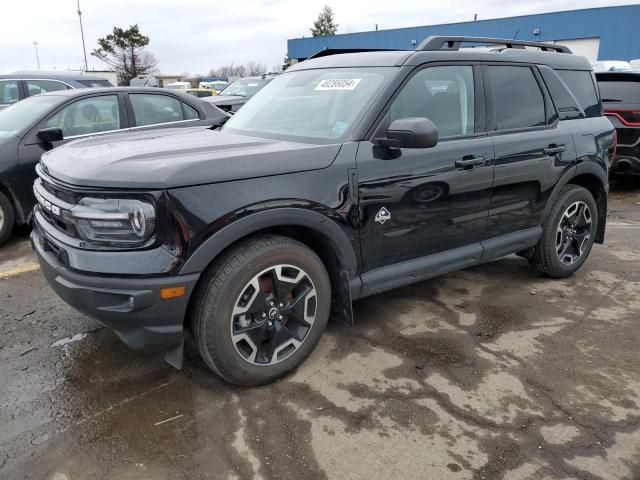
[375,207,391,225]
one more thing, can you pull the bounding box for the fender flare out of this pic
[179,208,359,276]
[542,163,607,220]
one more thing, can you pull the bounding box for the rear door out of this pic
[485,64,577,237]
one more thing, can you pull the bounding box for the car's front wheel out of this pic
[530,185,598,278]
[191,235,331,386]
[0,191,15,247]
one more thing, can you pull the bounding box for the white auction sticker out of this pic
[315,78,362,91]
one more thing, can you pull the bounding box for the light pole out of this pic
[77,0,89,71]
[33,42,40,69]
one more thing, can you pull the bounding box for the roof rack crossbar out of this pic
[416,36,572,54]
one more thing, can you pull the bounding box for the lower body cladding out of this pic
[31,222,199,369]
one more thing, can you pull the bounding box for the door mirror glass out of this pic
[37,127,64,143]
[375,117,439,149]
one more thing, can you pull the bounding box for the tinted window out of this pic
[556,70,600,117]
[26,80,70,97]
[183,102,200,120]
[0,80,20,105]
[539,66,583,120]
[598,81,640,103]
[130,94,186,126]
[46,95,120,137]
[390,65,475,137]
[488,66,545,130]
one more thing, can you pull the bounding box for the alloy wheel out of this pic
[230,264,317,366]
[555,201,592,265]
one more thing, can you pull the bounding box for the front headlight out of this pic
[64,197,156,245]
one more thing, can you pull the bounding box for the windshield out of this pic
[220,77,271,97]
[223,67,393,142]
[0,95,63,140]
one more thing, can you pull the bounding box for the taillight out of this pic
[604,109,640,127]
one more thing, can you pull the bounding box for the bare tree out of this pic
[208,61,267,78]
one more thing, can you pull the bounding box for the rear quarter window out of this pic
[555,70,600,118]
[538,66,583,120]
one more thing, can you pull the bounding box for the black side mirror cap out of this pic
[374,117,439,149]
[37,127,64,144]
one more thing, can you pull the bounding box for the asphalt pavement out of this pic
[1,181,640,480]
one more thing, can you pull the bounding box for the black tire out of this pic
[530,185,598,278]
[0,191,15,247]
[190,235,331,386]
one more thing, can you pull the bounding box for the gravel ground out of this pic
[1,181,639,480]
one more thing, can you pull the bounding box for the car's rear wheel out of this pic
[530,185,598,278]
[191,235,331,386]
[0,191,15,247]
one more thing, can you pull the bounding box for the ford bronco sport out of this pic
[32,37,615,386]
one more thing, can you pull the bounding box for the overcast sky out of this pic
[1,0,637,75]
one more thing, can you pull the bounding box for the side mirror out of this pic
[37,127,64,144]
[374,117,438,149]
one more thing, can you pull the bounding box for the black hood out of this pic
[206,95,248,107]
[40,127,341,189]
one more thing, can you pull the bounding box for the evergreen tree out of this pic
[311,6,338,37]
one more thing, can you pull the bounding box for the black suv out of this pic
[31,37,615,386]
[596,71,640,176]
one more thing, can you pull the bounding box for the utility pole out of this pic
[77,0,89,71]
[33,41,41,69]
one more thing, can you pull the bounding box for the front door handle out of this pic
[543,144,566,155]
[455,156,485,170]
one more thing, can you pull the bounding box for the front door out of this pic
[356,64,493,273]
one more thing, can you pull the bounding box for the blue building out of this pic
[287,5,640,64]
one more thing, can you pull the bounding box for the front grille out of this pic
[41,179,80,204]
[34,177,81,238]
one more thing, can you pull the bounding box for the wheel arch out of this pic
[543,164,607,244]
[180,208,359,327]
[0,178,26,226]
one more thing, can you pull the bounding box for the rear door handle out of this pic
[455,156,485,170]
[543,144,566,155]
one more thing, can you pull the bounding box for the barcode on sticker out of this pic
[315,78,362,91]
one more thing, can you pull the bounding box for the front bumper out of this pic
[31,219,200,361]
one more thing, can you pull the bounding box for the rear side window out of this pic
[26,80,70,97]
[538,66,583,120]
[78,79,114,88]
[555,70,600,117]
[488,66,545,130]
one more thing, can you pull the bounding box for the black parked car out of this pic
[0,87,228,245]
[0,72,113,111]
[202,74,276,113]
[31,36,615,386]
[596,71,640,176]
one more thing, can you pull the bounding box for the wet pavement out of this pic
[1,182,640,480]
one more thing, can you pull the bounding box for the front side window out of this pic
[0,80,20,105]
[224,67,393,141]
[46,95,121,137]
[389,65,475,138]
[26,80,70,97]
[488,66,545,130]
[130,93,187,126]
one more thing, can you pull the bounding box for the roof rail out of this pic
[306,48,405,60]
[416,36,572,54]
